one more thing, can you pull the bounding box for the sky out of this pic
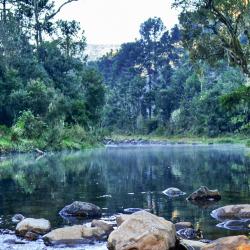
[57,0,179,45]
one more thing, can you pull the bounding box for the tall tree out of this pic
[173,0,250,76]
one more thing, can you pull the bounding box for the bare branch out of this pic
[45,0,79,23]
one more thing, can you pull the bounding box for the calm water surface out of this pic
[0,144,249,247]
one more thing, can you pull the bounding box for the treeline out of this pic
[0,0,105,150]
[96,1,250,137]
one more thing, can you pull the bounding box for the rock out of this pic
[181,239,207,250]
[24,231,39,241]
[43,225,107,246]
[116,214,131,227]
[15,218,51,236]
[123,208,145,214]
[163,187,186,197]
[177,228,203,240]
[201,235,250,250]
[175,222,193,231]
[216,219,250,230]
[187,186,221,201]
[12,214,25,224]
[91,220,114,235]
[59,201,102,218]
[211,204,250,221]
[107,211,176,250]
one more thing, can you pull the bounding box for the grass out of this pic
[109,133,250,147]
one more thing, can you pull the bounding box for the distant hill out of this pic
[85,44,120,61]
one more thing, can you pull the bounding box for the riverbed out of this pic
[0,144,249,249]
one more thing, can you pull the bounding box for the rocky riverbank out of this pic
[1,187,250,250]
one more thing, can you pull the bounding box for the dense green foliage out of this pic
[0,0,249,152]
[0,0,105,151]
[96,12,249,136]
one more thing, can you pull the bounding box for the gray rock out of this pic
[163,187,186,197]
[187,186,221,201]
[91,220,114,235]
[59,201,102,218]
[15,218,51,236]
[175,222,193,231]
[211,204,250,221]
[43,225,107,246]
[12,214,25,224]
[180,239,207,250]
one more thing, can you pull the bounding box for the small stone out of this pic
[12,214,25,224]
[175,222,193,231]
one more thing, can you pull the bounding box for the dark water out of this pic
[0,144,249,241]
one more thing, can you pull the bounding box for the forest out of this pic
[0,0,249,152]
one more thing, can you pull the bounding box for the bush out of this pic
[12,110,46,140]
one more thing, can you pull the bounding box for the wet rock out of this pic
[43,225,107,246]
[175,222,193,231]
[123,208,145,214]
[181,239,207,250]
[201,235,250,250]
[163,187,186,197]
[216,219,250,230]
[24,231,39,241]
[107,211,176,250]
[116,214,131,227]
[211,204,250,221]
[187,186,221,201]
[59,201,102,218]
[15,218,51,236]
[177,228,203,240]
[12,214,25,224]
[91,220,114,235]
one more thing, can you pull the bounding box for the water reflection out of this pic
[0,145,249,239]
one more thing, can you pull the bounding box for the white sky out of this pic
[57,0,179,45]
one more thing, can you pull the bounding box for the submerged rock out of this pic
[123,208,145,214]
[175,222,193,231]
[107,211,176,250]
[15,218,51,237]
[187,186,221,201]
[163,187,186,197]
[12,214,25,224]
[43,225,107,246]
[216,219,250,231]
[177,228,203,240]
[201,235,250,250]
[180,239,207,250]
[59,201,102,218]
[211,204,250,221]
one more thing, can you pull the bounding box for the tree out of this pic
[56,20,86,59]
[173,0,250,76]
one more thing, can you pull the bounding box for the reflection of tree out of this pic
[0,146,249,236]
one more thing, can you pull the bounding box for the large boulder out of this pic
[59,201,102,218]
[211,204,250,220]
[163,188,186,197]
[107,211,176,250]
[43,225,107,246]
[15,218,51,236]
[116,214,131,227]
[201,235,250,250]
[187,186,221,201]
